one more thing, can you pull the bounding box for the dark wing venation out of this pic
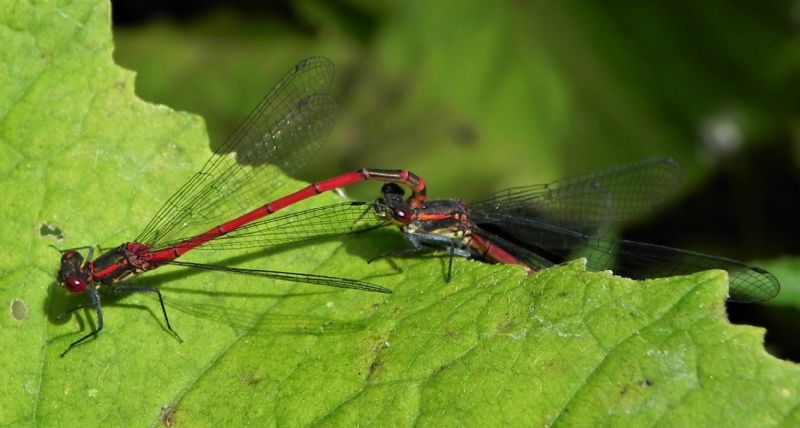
[472,212,778,303]
[168,260,391,294]
[587,239,779,303]
[137,57,337,248]
[156,202,389,251]
[469,158,682,235]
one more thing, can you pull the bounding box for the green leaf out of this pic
[2,1,800,426]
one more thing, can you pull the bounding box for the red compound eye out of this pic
[392,207,411,222]
[63,276,87,293]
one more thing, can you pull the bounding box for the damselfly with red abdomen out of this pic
[237,158,779,303]
[55,57,430,356]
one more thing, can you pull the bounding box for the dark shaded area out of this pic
[624,138,800,260]
[112,0,298,27]
[111,0,379,42]
[728,303,800,362]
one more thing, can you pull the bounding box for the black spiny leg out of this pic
[111,286,183,343]
[60,286,103,357]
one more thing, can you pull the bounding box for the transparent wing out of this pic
[136,57,337,249]
[470,158,682,235]
[583,238,779,303]
[472,215,779,303]
[163,202,389,251]
[169,261,391,294]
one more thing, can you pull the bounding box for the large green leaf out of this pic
[2,1,799,426]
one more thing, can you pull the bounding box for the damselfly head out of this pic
[57,250,88,293]
[373,201,412,225]
[376,183,414,225]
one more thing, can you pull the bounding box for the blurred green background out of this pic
[110,1,800,358]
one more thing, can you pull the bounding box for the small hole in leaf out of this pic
[39,222,64,242]
[11,299,27,321]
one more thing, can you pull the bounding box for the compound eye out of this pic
[392,207,411,222]
[63,276,87,293]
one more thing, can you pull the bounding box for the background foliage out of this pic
[2,0,800,425]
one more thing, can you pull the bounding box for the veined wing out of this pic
[137,57,337,249]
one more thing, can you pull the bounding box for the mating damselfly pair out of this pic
[55,57,778,356]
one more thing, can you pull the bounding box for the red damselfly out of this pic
[54,57,428,356]
[233,158,779,303]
